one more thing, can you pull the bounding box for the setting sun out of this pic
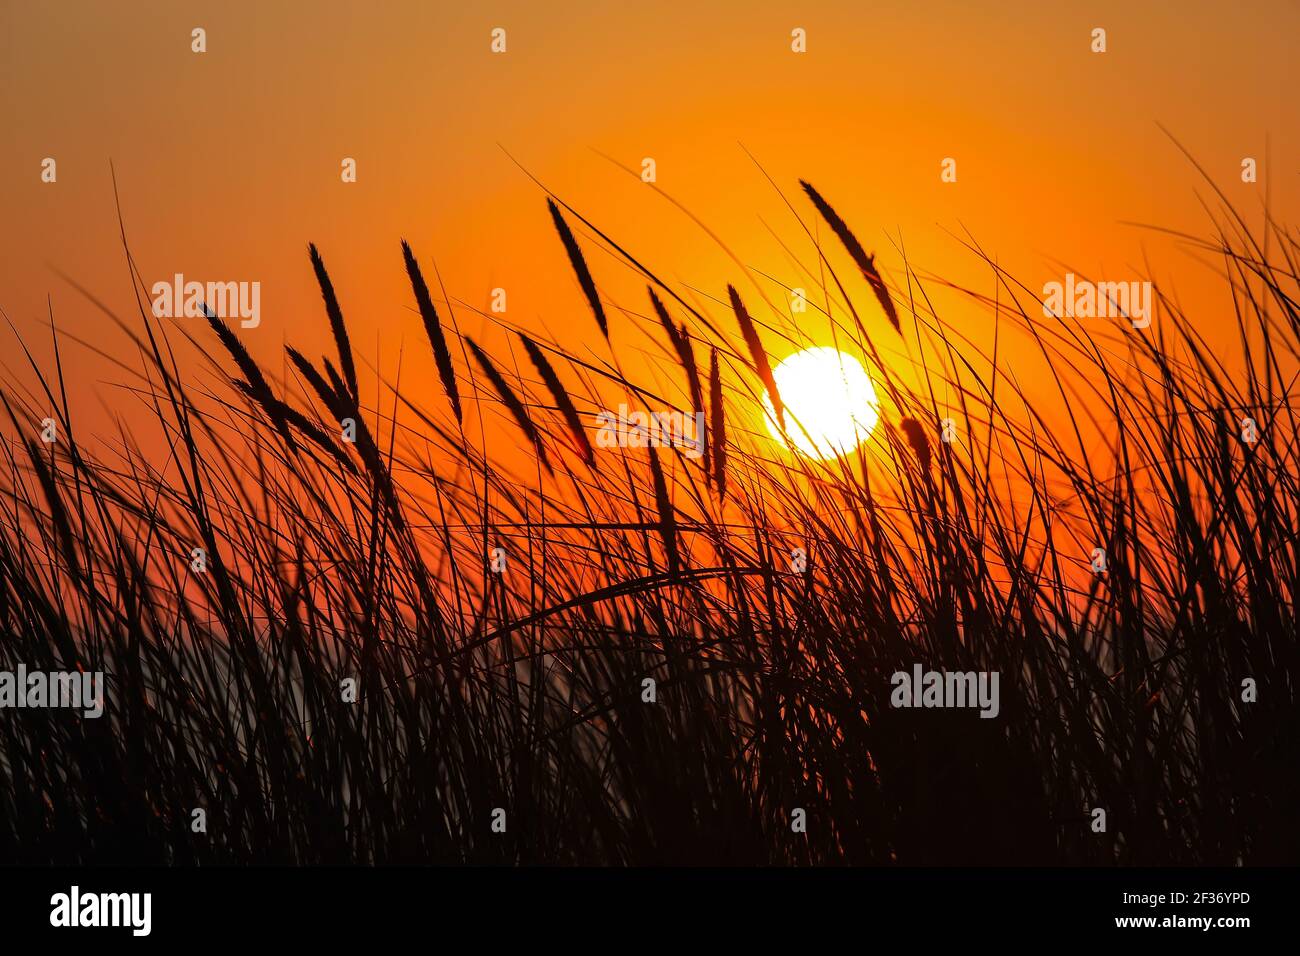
[762,347,880,459]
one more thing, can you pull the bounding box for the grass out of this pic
[0,169,1297,866]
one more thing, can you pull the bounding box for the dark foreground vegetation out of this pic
[1,172,1297,865]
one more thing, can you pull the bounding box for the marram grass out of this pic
[0,178,1296,866]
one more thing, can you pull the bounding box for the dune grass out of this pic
[0,175,1297,865]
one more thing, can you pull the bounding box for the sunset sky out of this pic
[2,0,1296,444]
[1,2,1297,888]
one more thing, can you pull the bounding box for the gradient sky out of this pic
[1,0,1296,444]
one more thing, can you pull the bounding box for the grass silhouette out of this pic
[0,170,1296,866]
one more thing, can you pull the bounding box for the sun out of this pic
[762,347,880,459]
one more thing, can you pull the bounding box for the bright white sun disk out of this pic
[762,347,879,458]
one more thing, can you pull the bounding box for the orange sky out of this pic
[1,0,1296,449]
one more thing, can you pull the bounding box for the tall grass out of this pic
[0,176,1296,865]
